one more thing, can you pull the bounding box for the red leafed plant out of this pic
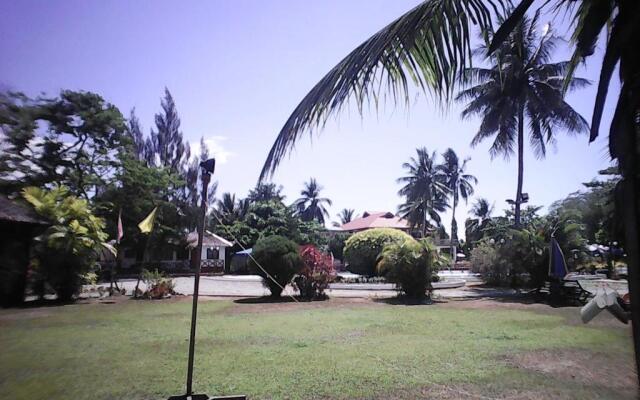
[294,245,336,300]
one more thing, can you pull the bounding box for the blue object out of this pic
[235,248,252,255]
[549,238,568,279]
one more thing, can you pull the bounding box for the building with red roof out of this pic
[340,211,410,233]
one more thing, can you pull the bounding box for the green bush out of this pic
[343,228,414,276]
[328,233,350,261]
[250,235,302,297]
[22,185,114,302]
[376,240,434,299]
[470,240,504,285]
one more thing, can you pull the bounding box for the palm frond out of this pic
[260,0,501,180]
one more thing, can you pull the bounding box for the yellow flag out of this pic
[138,207,157,234]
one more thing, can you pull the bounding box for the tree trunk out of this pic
[451,196,457,267]
[514,105,525,228]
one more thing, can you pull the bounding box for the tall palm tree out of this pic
[293,178,332,224]
[397,148,449,237]
[256,1,640,380]
[457,15,589,227]
[333,208,356,227]
[438,148,477,247]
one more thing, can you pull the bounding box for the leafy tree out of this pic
[293,178,332,224]
[22,185,114,301]
[94,152,187,262]
[465,197,495,245]
[0,90,127,197]
[248,182,285,203]
[328,233,350,261]
[456,15,589,227]
[250,235,302,297]
[438,148,477,248]
[397,148,449,236]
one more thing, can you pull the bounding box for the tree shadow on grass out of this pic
[372,296,445,306]
[233,295,332,304]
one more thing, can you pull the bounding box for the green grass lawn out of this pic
[0,298,635,399]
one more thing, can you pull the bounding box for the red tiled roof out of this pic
[340,211,409,232]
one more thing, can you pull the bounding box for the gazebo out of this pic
[0,196,49,306]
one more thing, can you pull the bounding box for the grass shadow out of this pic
[372,296,444,306]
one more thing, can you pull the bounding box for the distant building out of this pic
[340,211,410,233]
[338,210,458,264]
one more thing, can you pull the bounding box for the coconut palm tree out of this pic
[215,193,248,225]
[456,14,589,227]
[256,1,640,381]
[438,148,477,247]
[471,198,494,222]
[333,208,356,227]
[397,148,449,237]
[293,178,332,224]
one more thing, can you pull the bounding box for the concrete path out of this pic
[91,275,516,300]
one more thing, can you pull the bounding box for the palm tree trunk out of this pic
[618,64,640,385]
[514,105,525,228]
[451,196,457,267]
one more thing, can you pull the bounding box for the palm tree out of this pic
[293,178,332,224]
[466,197,495,243]
[397,148,449,237]
[457,15,589,227]
[438,148,477,248]
[471,198,494,223]
[333,208,356,227]
[215,193,248,225]
[256,1,640,380]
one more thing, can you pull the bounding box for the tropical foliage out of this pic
[22,185,113,301]
[377,239,435,299]
[293,178,332,225]
[457,14,589,227]
[438,148,477,244]
[397,147,449,236]
[343,228,415,276]
[250,235,302,297]
[293,245,336,300]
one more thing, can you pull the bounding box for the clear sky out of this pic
[0,0,618,237]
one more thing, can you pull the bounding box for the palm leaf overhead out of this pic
[259,0,504,180]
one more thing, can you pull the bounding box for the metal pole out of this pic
[185,169,210,396]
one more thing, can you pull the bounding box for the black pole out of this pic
[185,166,211,396]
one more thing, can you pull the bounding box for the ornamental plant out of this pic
[294,245,336,300]
[376,239,434,300]
[251,235,302,297]
[343,228,415,276]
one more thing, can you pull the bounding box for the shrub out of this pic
[293,245,336,300]
[141,269,175,299]
[328,233,350,261]
[376,240,434,299]
[470,240,504,285]
[250,235,302,297]
[343,228,415,276]
[22,185,114,302]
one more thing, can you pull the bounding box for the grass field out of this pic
[0,297,635,399]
